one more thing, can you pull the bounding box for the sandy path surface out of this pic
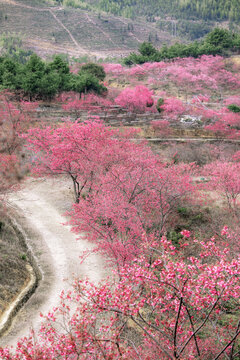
[0,176,107,348]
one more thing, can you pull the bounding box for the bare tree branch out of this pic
[174,297,183,358]
[214,323,240,360]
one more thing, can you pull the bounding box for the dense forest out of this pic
[52,0,240,22]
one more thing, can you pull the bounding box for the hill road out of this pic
[0,176,106,349]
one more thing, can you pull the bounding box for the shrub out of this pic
[156,97,164,112]
[79,63,106,81]
[228,104,240,113]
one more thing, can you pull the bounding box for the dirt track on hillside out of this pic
[0,176,107,348]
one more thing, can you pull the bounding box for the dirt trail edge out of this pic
[0,176,107,348]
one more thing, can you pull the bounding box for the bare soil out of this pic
[0,176,107,348]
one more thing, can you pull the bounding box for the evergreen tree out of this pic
[79,63,106,81]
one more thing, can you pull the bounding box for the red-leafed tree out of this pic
[233,150,240,162]
[3,54,240,359]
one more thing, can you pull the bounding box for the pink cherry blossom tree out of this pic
[115,85,156,113]
[0,91,38,155]
[24,120,196,266]
[204,161,240,215]
[62,93,113,120]
[1,232,239,359]
[151,120,172,138]
[0,91,35,205]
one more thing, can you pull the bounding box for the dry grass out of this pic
[231,55,240,65]
[0,219,30,317]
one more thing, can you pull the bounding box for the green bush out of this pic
[167,230,183,248]
[228,104,240,113]
[156,98,164,113]
[72,72,107,97]
[20,253,27,261]
[79,63,106,81]
[205,27,234,48]
[177,207,190,217]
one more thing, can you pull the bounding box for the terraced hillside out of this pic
[0,0,177,59]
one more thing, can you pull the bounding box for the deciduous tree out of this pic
[1,233,239,360]
[115,85,155,113]
[204,161,240,215]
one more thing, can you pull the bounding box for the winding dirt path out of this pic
[0,176,106,348]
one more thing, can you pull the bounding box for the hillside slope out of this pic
[55,0,240,22]
[0,0,181,59]
[0,0,239,60]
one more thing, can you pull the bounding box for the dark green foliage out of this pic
[123,28,240,65]
[139,42,157,57]
[123,52,147,65]
[0,53,106,100]
[38,72,61,100]
[72,72,107,97]
[167,230,183,248]
[228,104,240,113]
[156,98,164,113]
[26,54,45,74]
[1,58,18,75]
[205,28,234,48]
[177,206,210,227]
[48,55,71,92]
[177,0,240,22]
[0,33,33,64]
[20,253,27,261]
[21,54,46,99]
[58,0,240,23]
[175,21,212,40]
[49,55,70,74]
[79,63,106,81]
[177,207,190,218]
